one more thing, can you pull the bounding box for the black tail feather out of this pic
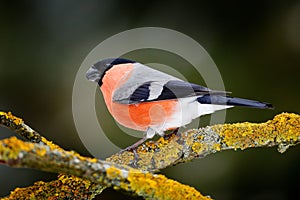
[197,95,273,109]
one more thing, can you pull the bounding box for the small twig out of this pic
[0,111,42,143]
[0,111,63,150]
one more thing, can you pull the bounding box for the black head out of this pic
[86,58,136,86]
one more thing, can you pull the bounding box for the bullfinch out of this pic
[86,58,272,150]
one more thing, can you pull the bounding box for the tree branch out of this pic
[0,136,209,200]
[1,111,299,199]
[108,112,300,171]
[0,111,210,200]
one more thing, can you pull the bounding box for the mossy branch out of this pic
[0,111,209,200]
[1,111,300,199]
[0,136,208,200]
[108,112,300,171]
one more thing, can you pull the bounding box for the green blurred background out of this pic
[0,1,300,199]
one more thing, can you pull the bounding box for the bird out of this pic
[86,58,273,151]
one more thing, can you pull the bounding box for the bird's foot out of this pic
[163,127,180,139]
[119,145,139,161]
[119,136,149,166]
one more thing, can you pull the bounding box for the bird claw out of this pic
[119,146,140,167]
[164,128,179,139]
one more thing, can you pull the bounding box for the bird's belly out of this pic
[109,100,179,131]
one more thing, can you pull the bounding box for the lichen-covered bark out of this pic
[0,111,105,199]
[0,111,63,150]
[212,112,300,153]
[2,175,102,200]
[1,111,300,199]
[0,137,210,200]
[108,113,300,171]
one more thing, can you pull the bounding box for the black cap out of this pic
[86,58,136,86]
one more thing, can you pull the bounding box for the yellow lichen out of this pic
[4,175,97,200]
[197,135,204,140]
[41,137,99,166]
[143,141,157,151]
[191,142,205,154]
[0,137,34,160]
[106,166,123,180]
[126,169,211,200]
[212,113,300,151]
[137,136,173,153]
[213,143,221,151]
[0,111,24,125]
[119,181,130,191]
[156,136,169,147]
[35,147,47,157]
[41,137,63,151]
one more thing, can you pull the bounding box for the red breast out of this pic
[100,63,178,131]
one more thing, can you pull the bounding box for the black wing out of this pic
[197,94,273,109]
[127,80,229,104]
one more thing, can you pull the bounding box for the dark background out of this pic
[0,1,300,199]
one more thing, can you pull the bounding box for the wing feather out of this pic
[112,63,230,104]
